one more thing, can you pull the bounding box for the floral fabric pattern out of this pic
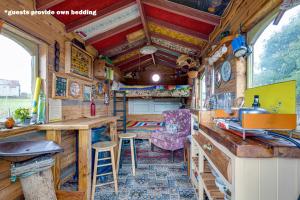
[151,109,191,151]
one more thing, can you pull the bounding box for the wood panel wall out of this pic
[0,0,119,199]
[201,0,282,100]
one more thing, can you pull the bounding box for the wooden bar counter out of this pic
[38,116,119,200]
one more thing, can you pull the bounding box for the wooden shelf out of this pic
[208,35,235,57]
[200,173,224,200]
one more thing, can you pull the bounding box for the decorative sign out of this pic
[83,85,92,102]
[65,42,93,80]
[52,74,68,99]
[68,80,81,99]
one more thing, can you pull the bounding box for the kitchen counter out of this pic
[199,123,300,158]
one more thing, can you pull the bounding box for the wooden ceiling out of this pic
[37,0,231,73]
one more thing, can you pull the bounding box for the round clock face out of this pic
[221,61,232,82]
[70,82,80,97]
[215,69,221,88]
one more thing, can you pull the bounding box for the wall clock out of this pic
[221,60,232,82]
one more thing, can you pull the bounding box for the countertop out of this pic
[198,123,300,158]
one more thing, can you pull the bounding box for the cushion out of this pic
[166,123,178,134]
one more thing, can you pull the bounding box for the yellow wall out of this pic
[244,81,296,114]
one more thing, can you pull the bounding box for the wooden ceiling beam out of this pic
[151,32,201,52]
[136,0,156,65]
[155,50,178,60]
[86,17,142,45]
[155,54,176,64]
[148,17,209,41]
[36,0,65,10]
[66,0,136,32]
[123,58,153,72]
[142,0,220,26]
[153,43,184,55]
[156,59,177,68]
[110,42,145,60]
[116,54,151,68]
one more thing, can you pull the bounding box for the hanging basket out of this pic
[187,71,198,79]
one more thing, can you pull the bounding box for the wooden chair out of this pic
[117,133,137,176]
[91,141,118,200]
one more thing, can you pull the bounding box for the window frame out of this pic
[0,21,49,122]
[198,72,206,110]
[247,8,279,88]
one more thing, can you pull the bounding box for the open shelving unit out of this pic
[191,135,230,200]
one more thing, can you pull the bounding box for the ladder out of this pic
[113,91,127,133]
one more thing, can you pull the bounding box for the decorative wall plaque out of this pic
[65,41,93,80]
[52,74,68,99]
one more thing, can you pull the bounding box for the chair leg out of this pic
[130,139,136,176]
[110,148,118,193]
[151,143,154,151]
[171,150,174,162]
[116,138,123,174]
[91,149,99,200]
[133,139,137,168]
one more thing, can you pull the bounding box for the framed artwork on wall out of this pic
[65,41,93,80]
[68,80,82,99]
[52,73,68,99]
[83,85,92,102]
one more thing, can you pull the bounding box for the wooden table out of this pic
[38,116,119,200]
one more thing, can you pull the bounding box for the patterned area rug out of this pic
[127,121,165,128]
[95,164,196,200]
[61,140,196,200]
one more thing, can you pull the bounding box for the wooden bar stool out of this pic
[117,133,137,176]
[91,141,118,200]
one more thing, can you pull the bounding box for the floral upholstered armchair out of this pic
[150,109,191,161]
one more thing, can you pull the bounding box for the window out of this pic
[0,30,38,121]
[248,5,300,129]
[199,74,206,109]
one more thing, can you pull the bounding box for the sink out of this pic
[0,140,63,162]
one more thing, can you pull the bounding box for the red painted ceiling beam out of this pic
[151,32,201,52]
[148,17,209,41]
[86,17,142,45]
[36,0,65,10]
[66,0,136,32]
[118,54,152,69]
[142,0,220,26]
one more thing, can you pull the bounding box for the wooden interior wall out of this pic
[0,0,120,199]
[124,64,187,85]
[201,0,282,100]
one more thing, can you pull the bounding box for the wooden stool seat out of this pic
[91,141,118,200]
[92,141,117,151]
[117,134,137,176]
[118,133,137,139]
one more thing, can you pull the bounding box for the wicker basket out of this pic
[187,71,198,79]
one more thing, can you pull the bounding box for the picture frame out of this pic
[65,41,93,80]
[83,85,92,102]
[68,79,82,99]
[52,73,68,99]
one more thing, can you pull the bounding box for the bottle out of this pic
[90,97,96,116]
[252,95,260,108]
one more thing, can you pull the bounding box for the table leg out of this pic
[78,129,92,200]
[46,130,62,190]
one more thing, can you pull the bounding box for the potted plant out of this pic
[14,108,31,125]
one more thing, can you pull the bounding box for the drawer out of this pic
[195,132,232,183]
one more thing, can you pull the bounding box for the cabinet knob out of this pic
[203,144,213,152]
